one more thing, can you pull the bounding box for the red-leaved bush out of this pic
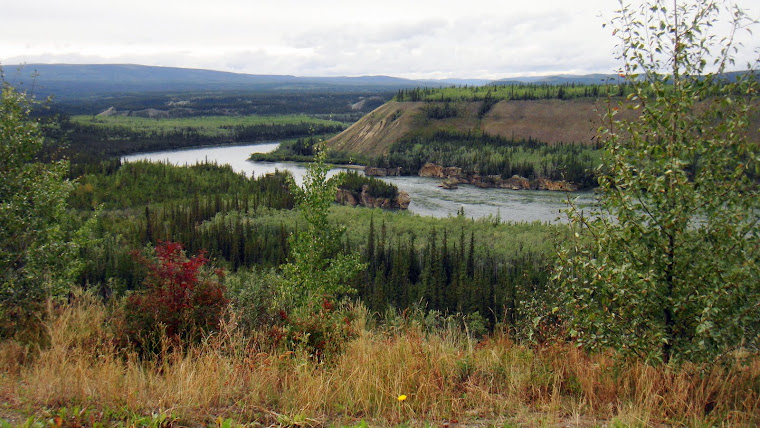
[121,241,227,354]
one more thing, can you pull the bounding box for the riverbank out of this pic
[124,143,596,221]
[254,156,585,192]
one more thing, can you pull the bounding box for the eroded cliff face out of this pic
[326,102,426,157]
[336,186,410,210]
[366,163,578,191]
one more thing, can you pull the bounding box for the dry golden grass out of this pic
[2,295,759,426]
[483,100,616,145]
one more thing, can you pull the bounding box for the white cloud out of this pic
[1,0,757,78]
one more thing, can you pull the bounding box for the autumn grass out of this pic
[2,295,759,426]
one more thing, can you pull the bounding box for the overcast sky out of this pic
[2,0,757,79]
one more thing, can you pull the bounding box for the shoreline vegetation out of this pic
[253,133,603,193]
[43,114,349,164]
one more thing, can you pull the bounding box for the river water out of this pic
[122,142,596,222]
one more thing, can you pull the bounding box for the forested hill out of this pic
[325,83,629,158]
[323,84,759,189]
[326,84,760,158]
[323,95,618,189]
[325,98,617,158]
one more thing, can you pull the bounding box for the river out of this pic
[122,142,596,222]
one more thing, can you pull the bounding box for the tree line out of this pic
[394,82,630,102]
[360,216,551,330]
[47,115,345,161]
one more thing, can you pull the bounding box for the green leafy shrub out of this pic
[0,84,89,341]
[226,268,284,333]
[275,143,366,358]
[555,0,760,364]
[271,298,358,360]
[279,143,365,308]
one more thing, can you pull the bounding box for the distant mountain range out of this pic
[2,64,753,100]
[494,70,757,85]
[1,64,619,99]
[1,64,492,99]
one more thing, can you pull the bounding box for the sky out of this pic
[2,0,758,80]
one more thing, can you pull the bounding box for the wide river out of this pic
[123,142,596,222]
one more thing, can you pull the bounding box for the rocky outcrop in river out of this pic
[364,163,578,191]
[418,164,464,178]
[336,185,410,209]
[363,166,402,176]
[416,163,577,191]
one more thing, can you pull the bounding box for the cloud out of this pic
[2,0,756,79]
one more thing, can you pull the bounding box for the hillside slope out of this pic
[326,102,425,157]
[482,99,608,144]
[327,97,760,158]
[326,99,624,157]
